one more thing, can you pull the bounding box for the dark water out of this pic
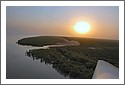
[6,35,69,79]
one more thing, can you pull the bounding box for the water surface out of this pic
[6,34,69,79]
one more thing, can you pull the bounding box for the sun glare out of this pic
[73,21,91,34]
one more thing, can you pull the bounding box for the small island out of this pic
[17,36,119,79]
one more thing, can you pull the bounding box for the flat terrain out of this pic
[17,36,119,79]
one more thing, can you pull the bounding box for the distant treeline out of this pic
[17,36,65,46]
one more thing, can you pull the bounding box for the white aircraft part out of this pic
[92,60,119,79]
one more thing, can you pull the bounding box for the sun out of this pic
[73,21,91,34]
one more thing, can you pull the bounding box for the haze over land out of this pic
[17,36,119,79]
[6,6,119,40]
[6,6,119,79]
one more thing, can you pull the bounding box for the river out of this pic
[6,34,69,79]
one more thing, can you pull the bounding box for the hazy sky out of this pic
[6,6,119,40]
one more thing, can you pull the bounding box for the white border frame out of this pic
[1,1,124,84]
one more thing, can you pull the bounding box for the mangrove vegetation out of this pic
[17,36,119,79]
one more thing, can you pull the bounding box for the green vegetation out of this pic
[17,36,119,79]
[17,36,65,47]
